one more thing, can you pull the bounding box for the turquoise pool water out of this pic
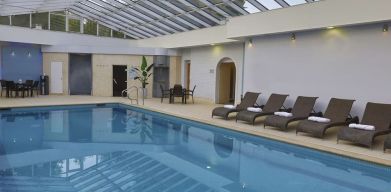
[0,103,390,192]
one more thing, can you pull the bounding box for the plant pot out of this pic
[141,87,147,98]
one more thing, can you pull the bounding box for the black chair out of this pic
[170,84,185,104]
[5,81,18,97]
[0,80,6,97]
[25,80,34,97]
[160,84,170,103]
[30,81,40,97]
[185,85,196,104]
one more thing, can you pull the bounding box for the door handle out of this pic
[113,79,118,85]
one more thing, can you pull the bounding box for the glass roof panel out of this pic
[256,0,282,10]
[243,1,261,14]
[284,0,307,6]
[0,0,318,39]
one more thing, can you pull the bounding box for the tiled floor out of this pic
[1,95,390,166]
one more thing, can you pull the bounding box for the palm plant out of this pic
[132,56,154,88]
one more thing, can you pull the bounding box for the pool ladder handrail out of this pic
[122,86,144,105]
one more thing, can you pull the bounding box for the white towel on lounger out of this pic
[349,123,375,131]
[308,116,331,123]
[274,112,293,117]
[224,105,236,109]
[247,107,262,112]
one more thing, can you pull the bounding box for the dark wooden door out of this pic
[113,65,127,97]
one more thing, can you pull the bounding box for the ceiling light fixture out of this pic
[248,38,253,47]
[383,24,389,32]
[291,33,296,40]
[327,26,335,29]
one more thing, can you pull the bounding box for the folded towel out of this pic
[349,123,375,131]
[224,105,236,109]
[274,112,293,117]
[247,107,262,112]
[308,116,331,123]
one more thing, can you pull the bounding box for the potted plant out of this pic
[131,56,153,98]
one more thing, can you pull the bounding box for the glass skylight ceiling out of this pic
[0,0,318,39]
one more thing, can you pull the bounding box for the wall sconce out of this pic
[11,51,15,56]
[248,38,253,47]
[27,52,32,57]
[383,24,389,32]
[291,33,296,40]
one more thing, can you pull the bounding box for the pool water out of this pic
[0,104,390,192]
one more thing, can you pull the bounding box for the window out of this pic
[83,19,97,35]
[11,14,30,27]
[32,12,49,30]
[0,16,9,25]
[98,24,111,37]
[112,30,124,38]
[68,18,81,33]
[50,12,66,31]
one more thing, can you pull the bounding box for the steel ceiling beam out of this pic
[71,6,147,39]
[159,0,211,27]
[101,0,179,34]
[274,0,290,7]
[220,0,248,15]
[143,1,200,30]
[89,0,171,35]
[246,0,268,11]
[122,0,189,32]
[198,0,231,18]
[179,0,222,24]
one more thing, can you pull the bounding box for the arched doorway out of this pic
[216,58,236,104]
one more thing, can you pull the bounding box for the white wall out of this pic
[180,43,244,103]
[243,23,391,117]
[0,25,179,56]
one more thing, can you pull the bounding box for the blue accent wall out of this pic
[1,43,43,81]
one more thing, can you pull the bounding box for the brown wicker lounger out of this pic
[337,102,391,148]
[263,96,318,130]
[211,92,260,120]
[235,93,289,125]
[296,98,355,138]
[384,134,391,152]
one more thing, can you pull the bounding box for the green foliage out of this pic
[132,56,154,88]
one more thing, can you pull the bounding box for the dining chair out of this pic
[160,84,170,103]
[170,84,185,104]
[0,80,7,97]
[185,85,196,104]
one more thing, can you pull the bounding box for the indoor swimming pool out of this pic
[0,103,390,192]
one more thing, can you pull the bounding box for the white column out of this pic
[65,13,69,32]
[48,11,51,30]
[29,13,32,28]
